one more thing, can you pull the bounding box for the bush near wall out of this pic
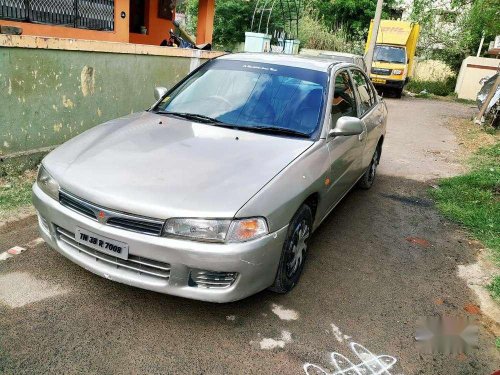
[406,76,457,97]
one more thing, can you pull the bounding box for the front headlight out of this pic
[37,165,59,200]
[393,69,403,75]
[163,217,268,242]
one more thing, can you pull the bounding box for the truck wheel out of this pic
[269,204,312,294]
[395,87,403,98]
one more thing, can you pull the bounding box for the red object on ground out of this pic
[7,246,26,255]
[463,303,481,315]
[405,236,431,248]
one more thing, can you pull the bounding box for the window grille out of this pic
[0,0,114,31]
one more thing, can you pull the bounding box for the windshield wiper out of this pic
[159,111,225,124]
[248,126,310,138]
[158,112,310,138]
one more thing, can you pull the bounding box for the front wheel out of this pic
[269,204,313,294]
[358,147,380,189]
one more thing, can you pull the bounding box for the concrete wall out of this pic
[0,35,223,172]
[455,56,500,100]
[413,59,454,81]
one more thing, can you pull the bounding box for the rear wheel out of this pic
[358,146,380,190]
[269,204,313,294]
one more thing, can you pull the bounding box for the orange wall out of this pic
[0,0,129,42]
[129,0,175,45]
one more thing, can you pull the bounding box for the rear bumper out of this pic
[32,183,288,302]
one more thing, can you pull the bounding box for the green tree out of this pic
[183,0,258,50]
[182,0,402,51]
[410,0,500,72]
[305,0,400,37]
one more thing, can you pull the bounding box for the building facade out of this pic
[0,0,214,44]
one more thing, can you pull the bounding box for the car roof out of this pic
[300,49,363,59]
[319,52,362,59]
[218,53,339,72]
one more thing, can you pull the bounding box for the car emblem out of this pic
[97,210,106,222]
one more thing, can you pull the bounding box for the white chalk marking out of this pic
[0,252,13,261]
[259,330,292,350]
[271,303,299,321]
[26,237,44,248]
[0,272,67,308]
[226,315,236,321]
[331,323,344,343]
[304,342,398,375]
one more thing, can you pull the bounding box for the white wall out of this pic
[455,56,500,100]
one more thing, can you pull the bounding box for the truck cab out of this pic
[366,20,419,98]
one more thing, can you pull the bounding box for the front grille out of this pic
[56,226,171,279]
[59,190,165,236]
[107,217,164,236]
[60,191,96,220]
[371,68,392,76]
[189,269,238,289]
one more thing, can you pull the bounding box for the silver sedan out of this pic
[33,53,387,302]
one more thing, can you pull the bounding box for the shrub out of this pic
[406,76,456,96]
[298,13,364,54]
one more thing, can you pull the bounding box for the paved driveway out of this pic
[1,98,498,374]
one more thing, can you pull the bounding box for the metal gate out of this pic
[0,0,114,31]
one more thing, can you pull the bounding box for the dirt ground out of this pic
[0,98,499,374]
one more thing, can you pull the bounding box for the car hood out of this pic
[44,112,313,219]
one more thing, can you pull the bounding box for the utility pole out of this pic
[476,31,485,57]
[365,0,384,72]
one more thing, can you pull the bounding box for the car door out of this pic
[349,68,384,170]
[324,69,366,211]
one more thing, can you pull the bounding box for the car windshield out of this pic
[155,59,328,137]
[374,45,406,64]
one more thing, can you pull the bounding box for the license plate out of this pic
[75,227,129,260]
[372,78,386,84]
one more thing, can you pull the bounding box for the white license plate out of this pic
[75,227,129,260]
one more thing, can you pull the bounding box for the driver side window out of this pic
[331,71,357,128]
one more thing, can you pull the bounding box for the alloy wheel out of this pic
[286,219,310,278]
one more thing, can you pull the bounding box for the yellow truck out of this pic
[365,20,420,97]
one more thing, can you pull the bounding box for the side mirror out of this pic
[329,116,364,137]
[154,87,168,101]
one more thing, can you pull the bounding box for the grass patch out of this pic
[406,77,456,96]
[0,169,37,213]
[488,277,500,300]
[430,142,500,298]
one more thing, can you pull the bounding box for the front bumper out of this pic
[370,77,405,89]
[32,184,288,302]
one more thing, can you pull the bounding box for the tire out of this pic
[358,146,380,190]
[395,87,403,98]
[269,204,313,294]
